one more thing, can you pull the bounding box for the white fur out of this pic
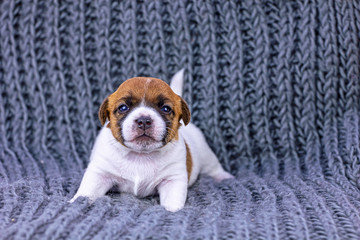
[70,70,233,212]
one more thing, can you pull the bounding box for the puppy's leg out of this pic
[158,178,188,212]
[201,147,234,182]
[182,124,234,182]
[70,168,113,203]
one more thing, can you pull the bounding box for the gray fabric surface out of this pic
[1,0,360,239]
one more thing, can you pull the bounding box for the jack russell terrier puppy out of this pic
[70,70,233,212]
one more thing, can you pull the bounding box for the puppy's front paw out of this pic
[162,202,184,212]
[69,194,98,204]
[158,179,187,212]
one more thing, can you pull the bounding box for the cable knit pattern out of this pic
[0,0,360,239]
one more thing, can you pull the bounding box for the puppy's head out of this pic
[99,77,190,152]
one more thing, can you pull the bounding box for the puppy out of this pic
[70,70,233,212]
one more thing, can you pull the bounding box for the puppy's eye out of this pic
[161,105,172,113]
[118,104,129,113]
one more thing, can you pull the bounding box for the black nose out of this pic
[136,116,152,130]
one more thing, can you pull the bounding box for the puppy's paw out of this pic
[162,202,184,212]
[69,194,94,204]
[69,195,79,203]
[213,171,234,182]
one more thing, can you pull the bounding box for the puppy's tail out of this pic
[170,69,184,97]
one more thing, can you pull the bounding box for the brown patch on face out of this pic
[98,77,191,147]
[185,142,192,181]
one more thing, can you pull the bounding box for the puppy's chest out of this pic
[110,157,168,197]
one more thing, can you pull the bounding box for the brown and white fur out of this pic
[70,70,233,212]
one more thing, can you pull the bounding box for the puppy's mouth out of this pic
[132,133,157,142]
[123,131,165,152]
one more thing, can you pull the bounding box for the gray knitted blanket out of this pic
[1,0,360,239]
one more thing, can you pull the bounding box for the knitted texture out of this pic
[1,0,360,239]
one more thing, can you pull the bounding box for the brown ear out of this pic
[180,98,191,126]
[98,97,109,125]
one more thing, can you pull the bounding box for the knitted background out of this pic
[1,0,360,239]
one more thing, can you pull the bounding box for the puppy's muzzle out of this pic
[136,116,152,130]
